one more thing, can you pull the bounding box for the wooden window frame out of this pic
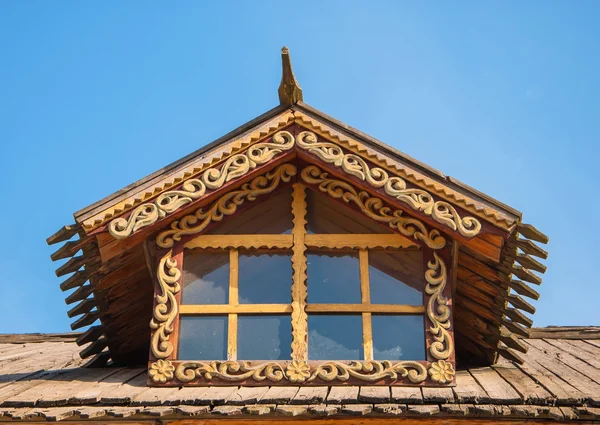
[147,163,456,387]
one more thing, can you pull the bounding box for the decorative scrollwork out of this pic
[108,131,295,239]
[156,163,297,248]
[301,165,446,250]
[297,131,481,237]
[175,361,286,383]
[425,252,453,361]
[307,360,428,384]
[149,251,181,359]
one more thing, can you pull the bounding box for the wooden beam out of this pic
[516,237,548,259]
[67,298,96,318]
[46,224,79,245]
[513,253,547,274]
[70,311,100,330]
[55,255,87,277]
[64,284,93,305]
[228,249,239,361]
[79,336,108,359]
[184,234,293,250]
[517,223,549,244]
[60,270,89,291]
[507,279,540,300]
[306,304,425,314]
[180,304,293,314]
[511,265,543,285]
[359,249,373,361]
[76,325,104,346]
[507,294,536,315]
[305,234,418,250]
[50,240,80,261]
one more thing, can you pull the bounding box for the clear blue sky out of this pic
[1,1,598,333]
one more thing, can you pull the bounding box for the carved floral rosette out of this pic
[148,163,455,386]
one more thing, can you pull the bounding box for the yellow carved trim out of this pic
[290,184,308,361]
[294,112,515,230]
[428,359,455,384]
[149,250,181,359]
[156,163,297,248]
[170,360,428,384]
[425,251,453,361]
[300,165,446,250]
[297,130,482,238]
[108,132,295,239]
[83,111,295,232]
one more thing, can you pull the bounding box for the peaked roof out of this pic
[47,48,549,369]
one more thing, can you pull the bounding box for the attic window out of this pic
[148,166,456,386]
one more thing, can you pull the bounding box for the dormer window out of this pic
[147,163,457,386]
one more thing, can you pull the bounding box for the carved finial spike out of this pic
[278,46,303,105]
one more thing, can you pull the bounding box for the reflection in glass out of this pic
[181,252,229,304]
[307,253,361,304]
[308,315,363,360]
[306,190,392,234]
[238,315,291,360]
[178,316,227,360]
[239,253,291,304]
[372,315,425,360]
[369,250,423,305]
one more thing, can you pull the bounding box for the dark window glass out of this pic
[238,315,291,360]
[306,190,392,234]
[369,250,423,305]
[308,315,363,360]
[178,316,227,360]
[372,315,426,360]
[307,252,361,304]
[239,253,292,304]
[181,252,229,304]
[206,188,293,234]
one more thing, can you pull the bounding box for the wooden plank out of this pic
[184,234,293,250]
[359,386,390,403]
[326,386,359,404]
[196,386,238,405]
[290,386,328,404]
[290,183,308,361]
[260,386,299,404]
[226,386,270,405]
[421,386,455,403]
[68,368,145,404]
[46,224,79,245]
[180,304,292,314]
[544,339,600,369]
[129,385,184,406]
[469,367,522,404]
[390,386,422,403]
[529,327,600,339]
[359,249,373,361]
[527,339,600,387]
[452,370,490,403]
[305,304,425,313]
[492,363,554,405]
[228,249,239,361]
[305,233,417,249]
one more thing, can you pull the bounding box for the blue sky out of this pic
[1,1,598,333]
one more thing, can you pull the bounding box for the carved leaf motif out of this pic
[307,360,428,383]
[297,130,482,238]
[425,252,453,360]
[300,165,446,250]
[149,251,181,359]
[156,163,297,248]
[108,131,296,239]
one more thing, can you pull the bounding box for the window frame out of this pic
[147,163,456,386]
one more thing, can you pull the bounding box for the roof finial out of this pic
[278,46,303,105]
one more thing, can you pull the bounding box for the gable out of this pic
[47,50,548,373]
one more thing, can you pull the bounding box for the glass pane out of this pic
[372,315,426,360]
[206,188,292,234]
[306,190,392,234]
[308,315,363,360]
[178,316,227,360]
[369,250,424,305]
[239,253,292,304]
[182,252,229,304]
[307,252,361,304]
[238,315,292,360]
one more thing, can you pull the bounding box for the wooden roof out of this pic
[0,329,599,422]
[46,48,549,369]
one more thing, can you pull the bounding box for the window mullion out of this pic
[228,248,239,361]
[359,249,373,361]
[291,183,308,361]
